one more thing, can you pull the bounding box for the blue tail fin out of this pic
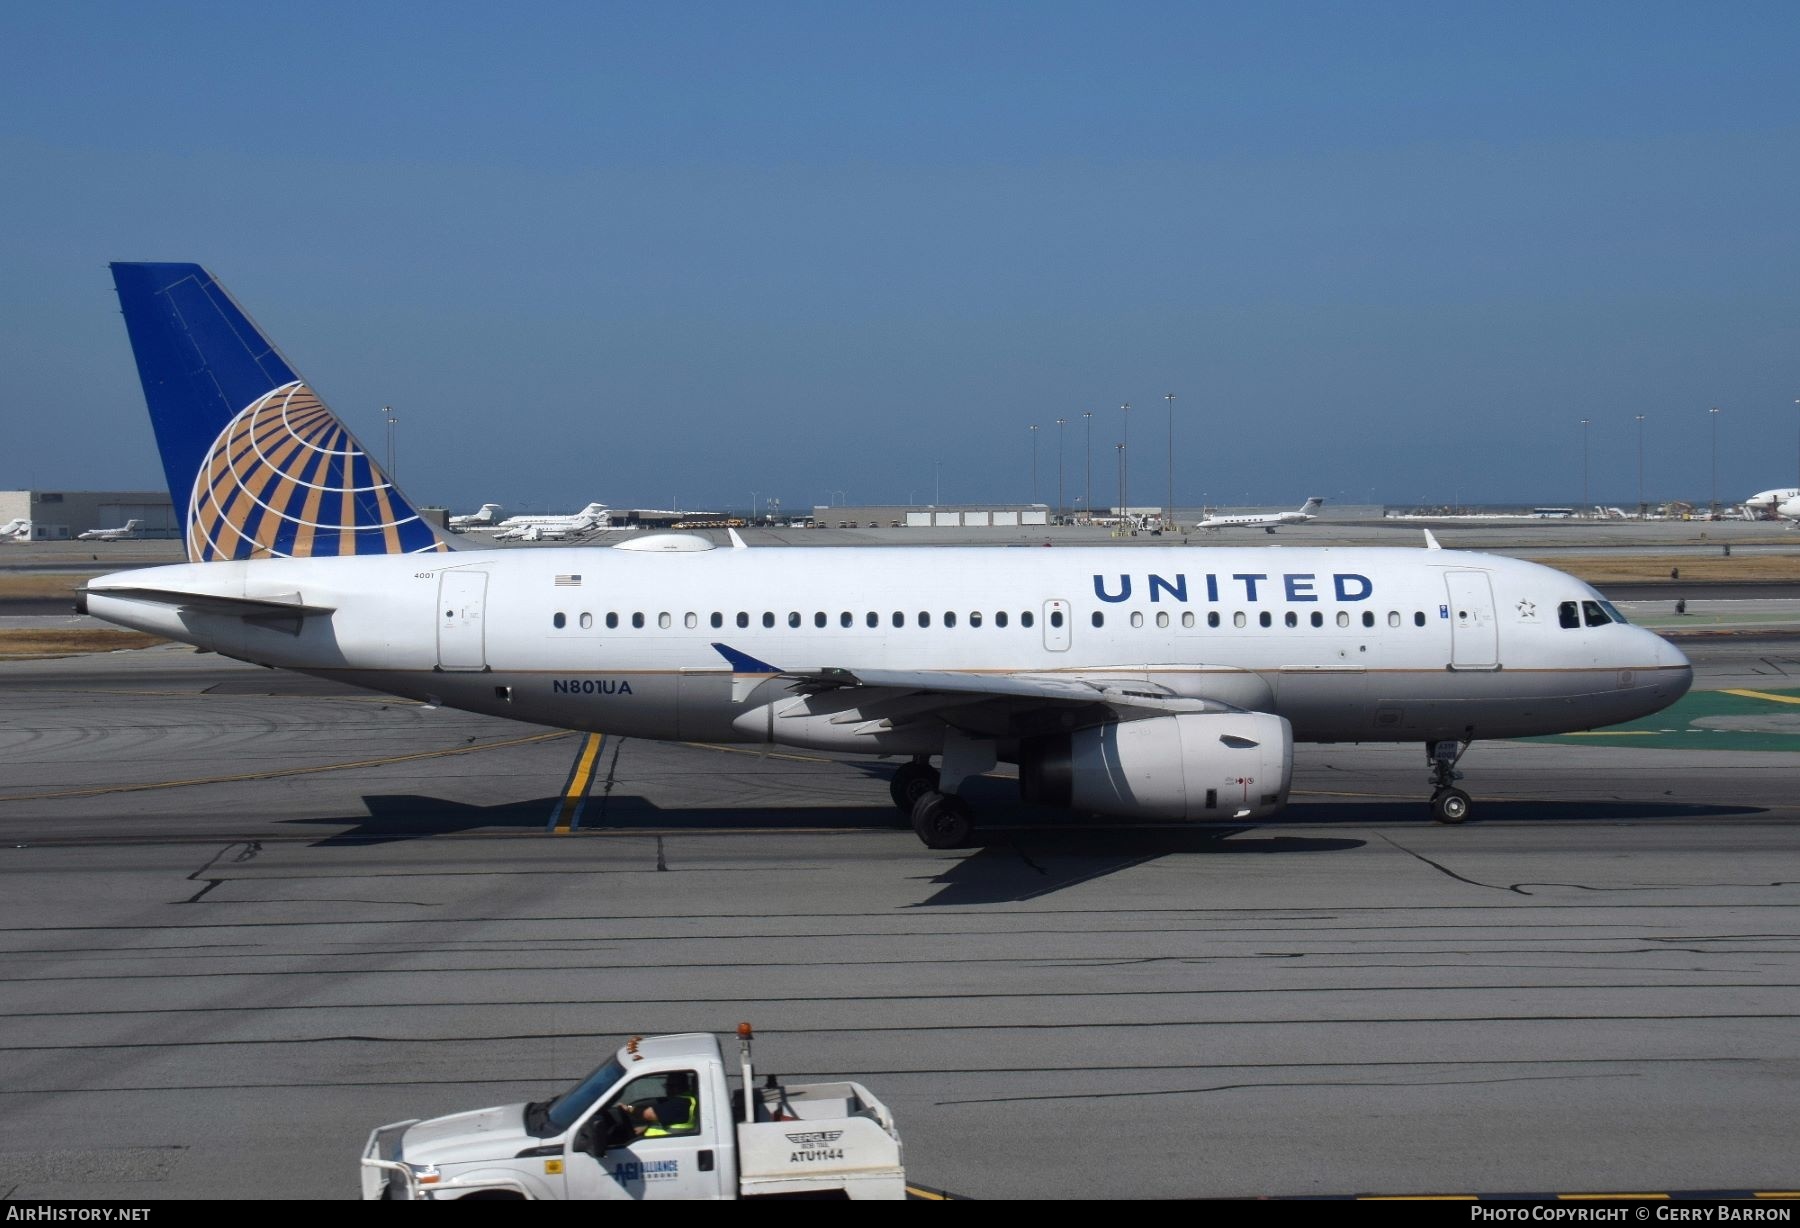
[110,262,444,562]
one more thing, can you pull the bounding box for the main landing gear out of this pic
[890,736,999,849]
[888,758,939,812]
[909,790,975,850]
[1428,739,1472,824]
[889,757,976,849]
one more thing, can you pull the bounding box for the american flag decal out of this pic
[555,575,583,587]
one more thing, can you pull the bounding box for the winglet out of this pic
[727,527,748,549]
[1423,529,1442,551]
[711,642,781,673]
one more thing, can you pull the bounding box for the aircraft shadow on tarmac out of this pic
[283,791,1370,904]
[284,783,1761,848]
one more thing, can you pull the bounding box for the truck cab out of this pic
[362,1029,903,1200]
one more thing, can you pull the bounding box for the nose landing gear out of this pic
[1428,738,1473,823]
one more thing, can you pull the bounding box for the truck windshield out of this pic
[543,1058,627,1132]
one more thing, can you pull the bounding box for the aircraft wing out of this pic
[779,665,1237,719]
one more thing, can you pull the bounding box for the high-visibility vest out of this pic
[643,1096,697,1138]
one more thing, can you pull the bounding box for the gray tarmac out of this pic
[2,637,1799,1200]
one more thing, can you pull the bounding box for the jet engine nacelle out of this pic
[1018,712,1293,820]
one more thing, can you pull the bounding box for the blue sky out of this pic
[3,1,1798,512]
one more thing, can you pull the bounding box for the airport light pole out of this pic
[1083,411,1093,523]
[1120,403,1131,522]
[934,459,941,506]
[1051,415,1065,522]
[1709,406,1721,516]
[1164,392,1175,529]
[750,491,758,522]
[1580,418,1590,509]
[1115,442,1125,523]
[1029,424,1039,502]
[382,404,398,481]
[1635,413,1646,517]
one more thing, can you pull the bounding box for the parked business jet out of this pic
[0,518,31,541]
[485,503,612,540]
[84,264,1692,847]
[448,503,506,530]
[1747,488,1800,520]
[77,518,146,542]
[1197,498,1323,533]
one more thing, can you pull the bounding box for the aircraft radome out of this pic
[83,264,1693,847]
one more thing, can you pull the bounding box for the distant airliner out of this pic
[1197,498,1323,533]
[84,264,1691,847]
[78,519,145,542]
[1747,488,1800,520]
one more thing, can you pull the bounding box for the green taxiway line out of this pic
[1524,685,1800,752]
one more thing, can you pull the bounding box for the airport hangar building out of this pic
[0,489,177,540]
[811,503,1054,528]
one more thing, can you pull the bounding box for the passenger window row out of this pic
[1089,609,1430,629]
[551,609,1043,630]
[550,607,1435,632]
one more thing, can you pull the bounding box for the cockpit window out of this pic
[1598,600,1628,625]
[1558,601,1580,629]
[1582,600,1611,627]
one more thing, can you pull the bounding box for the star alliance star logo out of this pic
[1516,600,1538,619]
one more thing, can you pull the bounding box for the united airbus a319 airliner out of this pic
[83,264,1692,847]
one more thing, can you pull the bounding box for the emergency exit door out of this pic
[1042,599,1071,651]
[437,570,488,671]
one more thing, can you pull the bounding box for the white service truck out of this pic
[361,1025,905,1200]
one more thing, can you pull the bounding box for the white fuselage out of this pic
[1747,489,1800,522]
[86,544,1690,755]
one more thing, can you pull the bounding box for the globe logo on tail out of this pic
[187,381,444,561]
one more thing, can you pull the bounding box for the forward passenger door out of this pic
[1445,571,1499,670]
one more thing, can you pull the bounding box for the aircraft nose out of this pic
[1646,630,1693,702]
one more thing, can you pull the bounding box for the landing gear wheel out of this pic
[1431,787,1472,824]
[910,790,975,849]
[889,761,941,813]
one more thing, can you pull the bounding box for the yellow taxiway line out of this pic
[1722,688,1800,706]
[550,733,606,834]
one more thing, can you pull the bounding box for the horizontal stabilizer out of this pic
[80,585,336,620]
